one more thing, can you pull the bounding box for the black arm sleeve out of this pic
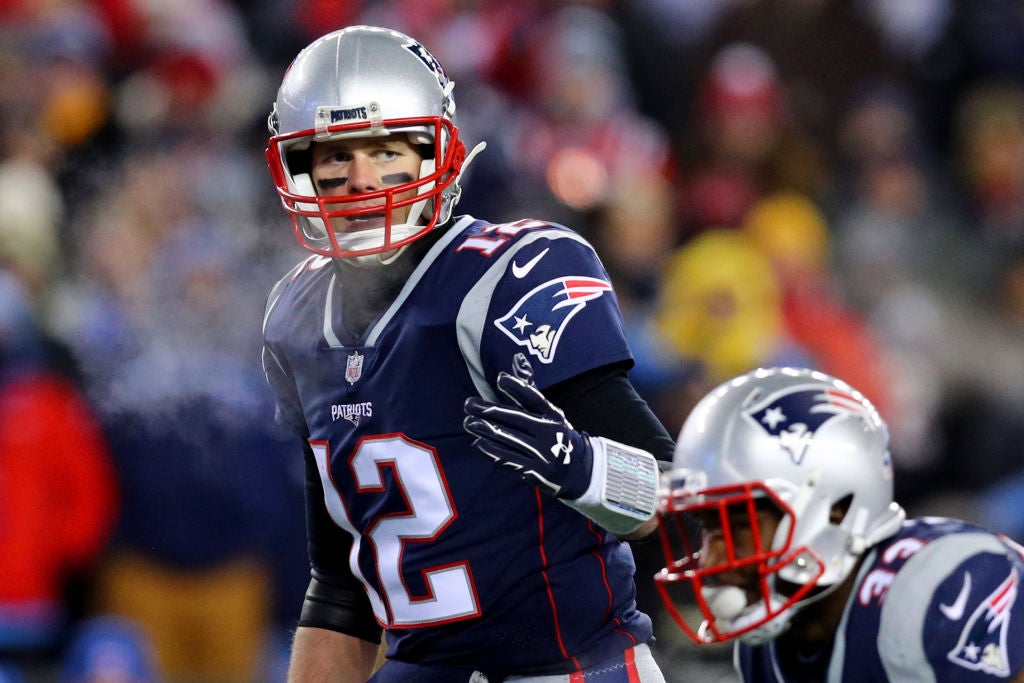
[298,572,382,643]
[543,361,676,466]
[298,441,382,643]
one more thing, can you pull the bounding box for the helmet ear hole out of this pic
[414,142,434,160]
[285,146,312,177]
[829,494,854,525]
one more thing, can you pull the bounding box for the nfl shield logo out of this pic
[345,351,364,385]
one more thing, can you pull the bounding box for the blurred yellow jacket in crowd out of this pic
[654,228,786,382]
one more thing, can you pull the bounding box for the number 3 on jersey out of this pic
[310,436,482,627]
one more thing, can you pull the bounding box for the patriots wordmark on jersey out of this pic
[262,216,651,674]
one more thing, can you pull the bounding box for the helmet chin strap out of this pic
[347,252,404,268]
[332,223,424,268]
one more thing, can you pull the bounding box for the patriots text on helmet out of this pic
[330,107,369,122]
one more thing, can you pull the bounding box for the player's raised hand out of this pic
[465,356,660,535]
[463,360,593,499]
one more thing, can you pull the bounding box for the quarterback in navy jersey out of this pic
[654,367,1024,682]
[262,26,671,682]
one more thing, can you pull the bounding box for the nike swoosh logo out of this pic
[511,248,550,279]
[939,572,972,621]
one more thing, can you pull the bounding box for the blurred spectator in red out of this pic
[0,32,120,664]
[421,2,674,230]
[0,270,118,662]
[108,0,265,142]
[518,4,673,221]
[693,42,788,176]
[694,0,907,175]
[674,42,825,239]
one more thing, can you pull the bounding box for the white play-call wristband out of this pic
[564,436,660,535]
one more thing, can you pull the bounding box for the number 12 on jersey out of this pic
[310,436,483,627]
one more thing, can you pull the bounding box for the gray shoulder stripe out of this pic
[263,257,316,333]
[878,532,1010,683]
[456,228,591,402]
[323,272,343,348]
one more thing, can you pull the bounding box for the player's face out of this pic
[695,501,783,604]
[311,136,423,232]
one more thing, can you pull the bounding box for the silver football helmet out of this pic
[266,26,484,259]
[655,367,905,645]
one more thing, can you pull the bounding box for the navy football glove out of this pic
[464,357,660,535]
[463,363,592,500]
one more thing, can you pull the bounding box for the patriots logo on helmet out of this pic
[495,276,612,364]
[948,569,1017,677]
[744,386,869,465]
[403,39,448,87]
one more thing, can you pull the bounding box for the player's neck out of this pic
[786,566,859,651]
[331,228,445,341]
[776,630,832,683]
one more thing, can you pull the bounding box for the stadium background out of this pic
[2,0,1024,680]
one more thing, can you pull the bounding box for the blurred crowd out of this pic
[2,0,1024,681]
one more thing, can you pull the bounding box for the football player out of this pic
[261,26,672,682]
[655,367,1024,682]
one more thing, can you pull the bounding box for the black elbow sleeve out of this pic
[298,572,382,644]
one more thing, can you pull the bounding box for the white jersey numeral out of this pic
[311,436,481,627]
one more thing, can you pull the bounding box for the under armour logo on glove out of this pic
[552,432,573,464]
[463,358,593,499]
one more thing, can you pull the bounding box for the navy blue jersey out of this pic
[262,216,653,673]
[736,517,1024,682]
